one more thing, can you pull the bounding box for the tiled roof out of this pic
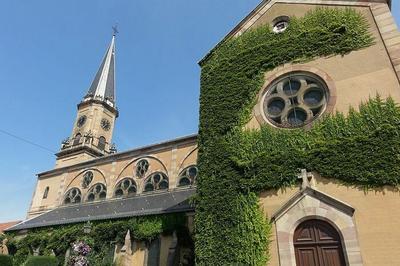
[0,221,21,233]
[6,189,195,231]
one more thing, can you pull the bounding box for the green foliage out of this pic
[228,97,400,190]
[24,256,58,266]
[6,213,186,266]
[196,7,374,265]
[0,254,13,266]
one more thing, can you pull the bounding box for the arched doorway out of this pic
[294,219,346,266]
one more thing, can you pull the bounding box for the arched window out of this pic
[64,188,82,204]
[143,172,169,192]
[114,178,137,198]
[294,219,345,266]
[177,165,198,187]
[98,136,106,150]
[86,183,107,202]
[42,186,49,199]
[73,133,82,146]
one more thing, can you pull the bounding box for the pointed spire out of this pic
[85,35,116,107]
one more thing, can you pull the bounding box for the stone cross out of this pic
[298,169,315,189]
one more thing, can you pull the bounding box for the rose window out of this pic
[262,73,329,128]
[136,159,149,178]
[144,172,169,192]
[64,188,82,204]
[86,183,107,202]
[178,165,198,187]
[114,178,137,197]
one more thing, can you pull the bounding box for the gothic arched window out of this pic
[178,165,198,187]
[144,172,169,192]
[98,136,106,150]
[42,186,49,199]
[114,178,137,198]
[73,133,82,146]
[64,188,82,204]
[86,183,107,202]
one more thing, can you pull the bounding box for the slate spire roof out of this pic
[84,35,116,107]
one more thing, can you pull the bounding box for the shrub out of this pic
[24,256,58,266]
[0,254,12,266]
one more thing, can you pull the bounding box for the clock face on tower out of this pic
[101,118,111,131]
[77,115,87,127]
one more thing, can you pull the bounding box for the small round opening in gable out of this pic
[272,16,290,33]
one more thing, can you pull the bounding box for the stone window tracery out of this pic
[262,72,329,128]
[82,171,93,189]
[178,165,198,187]
[143,172,169,192]
[114,178,137,197]
[86,183,107,202]
[64,188,82,204]
[136,159,149,178]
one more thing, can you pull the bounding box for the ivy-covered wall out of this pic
[195,8,376,265]
[5,213,188,266]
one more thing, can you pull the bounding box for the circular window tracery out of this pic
[178,165,198,187]
[144,172,169,192]
[136,159,149,178]
[86,183,107,202]
[81,171,93,189]
[64,188,82,204]
[114,178,137,198]
[262,72,329,128]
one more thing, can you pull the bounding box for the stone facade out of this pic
[29,135,197,218]
[260,174,400,265]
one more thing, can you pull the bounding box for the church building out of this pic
[4,0,400,265]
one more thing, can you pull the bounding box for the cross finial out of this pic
[297,169,315,189]
[112,24,119,36]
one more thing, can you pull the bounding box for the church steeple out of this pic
[55,35,119,168]
[84,36,116,108]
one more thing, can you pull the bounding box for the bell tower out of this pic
[55,35,118,168]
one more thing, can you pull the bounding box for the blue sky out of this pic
[0,1,399,222]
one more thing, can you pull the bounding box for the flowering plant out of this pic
[69,241,91,266]
[73,241,91,256]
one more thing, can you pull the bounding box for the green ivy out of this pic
[24,256,58,266]
[5,213,186,266]
[196,8,374,265]
[0,254,13,266]
[228,96,400,190]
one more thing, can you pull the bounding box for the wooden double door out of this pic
[294,219,346,266]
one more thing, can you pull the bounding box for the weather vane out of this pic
[112,24,119,36]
